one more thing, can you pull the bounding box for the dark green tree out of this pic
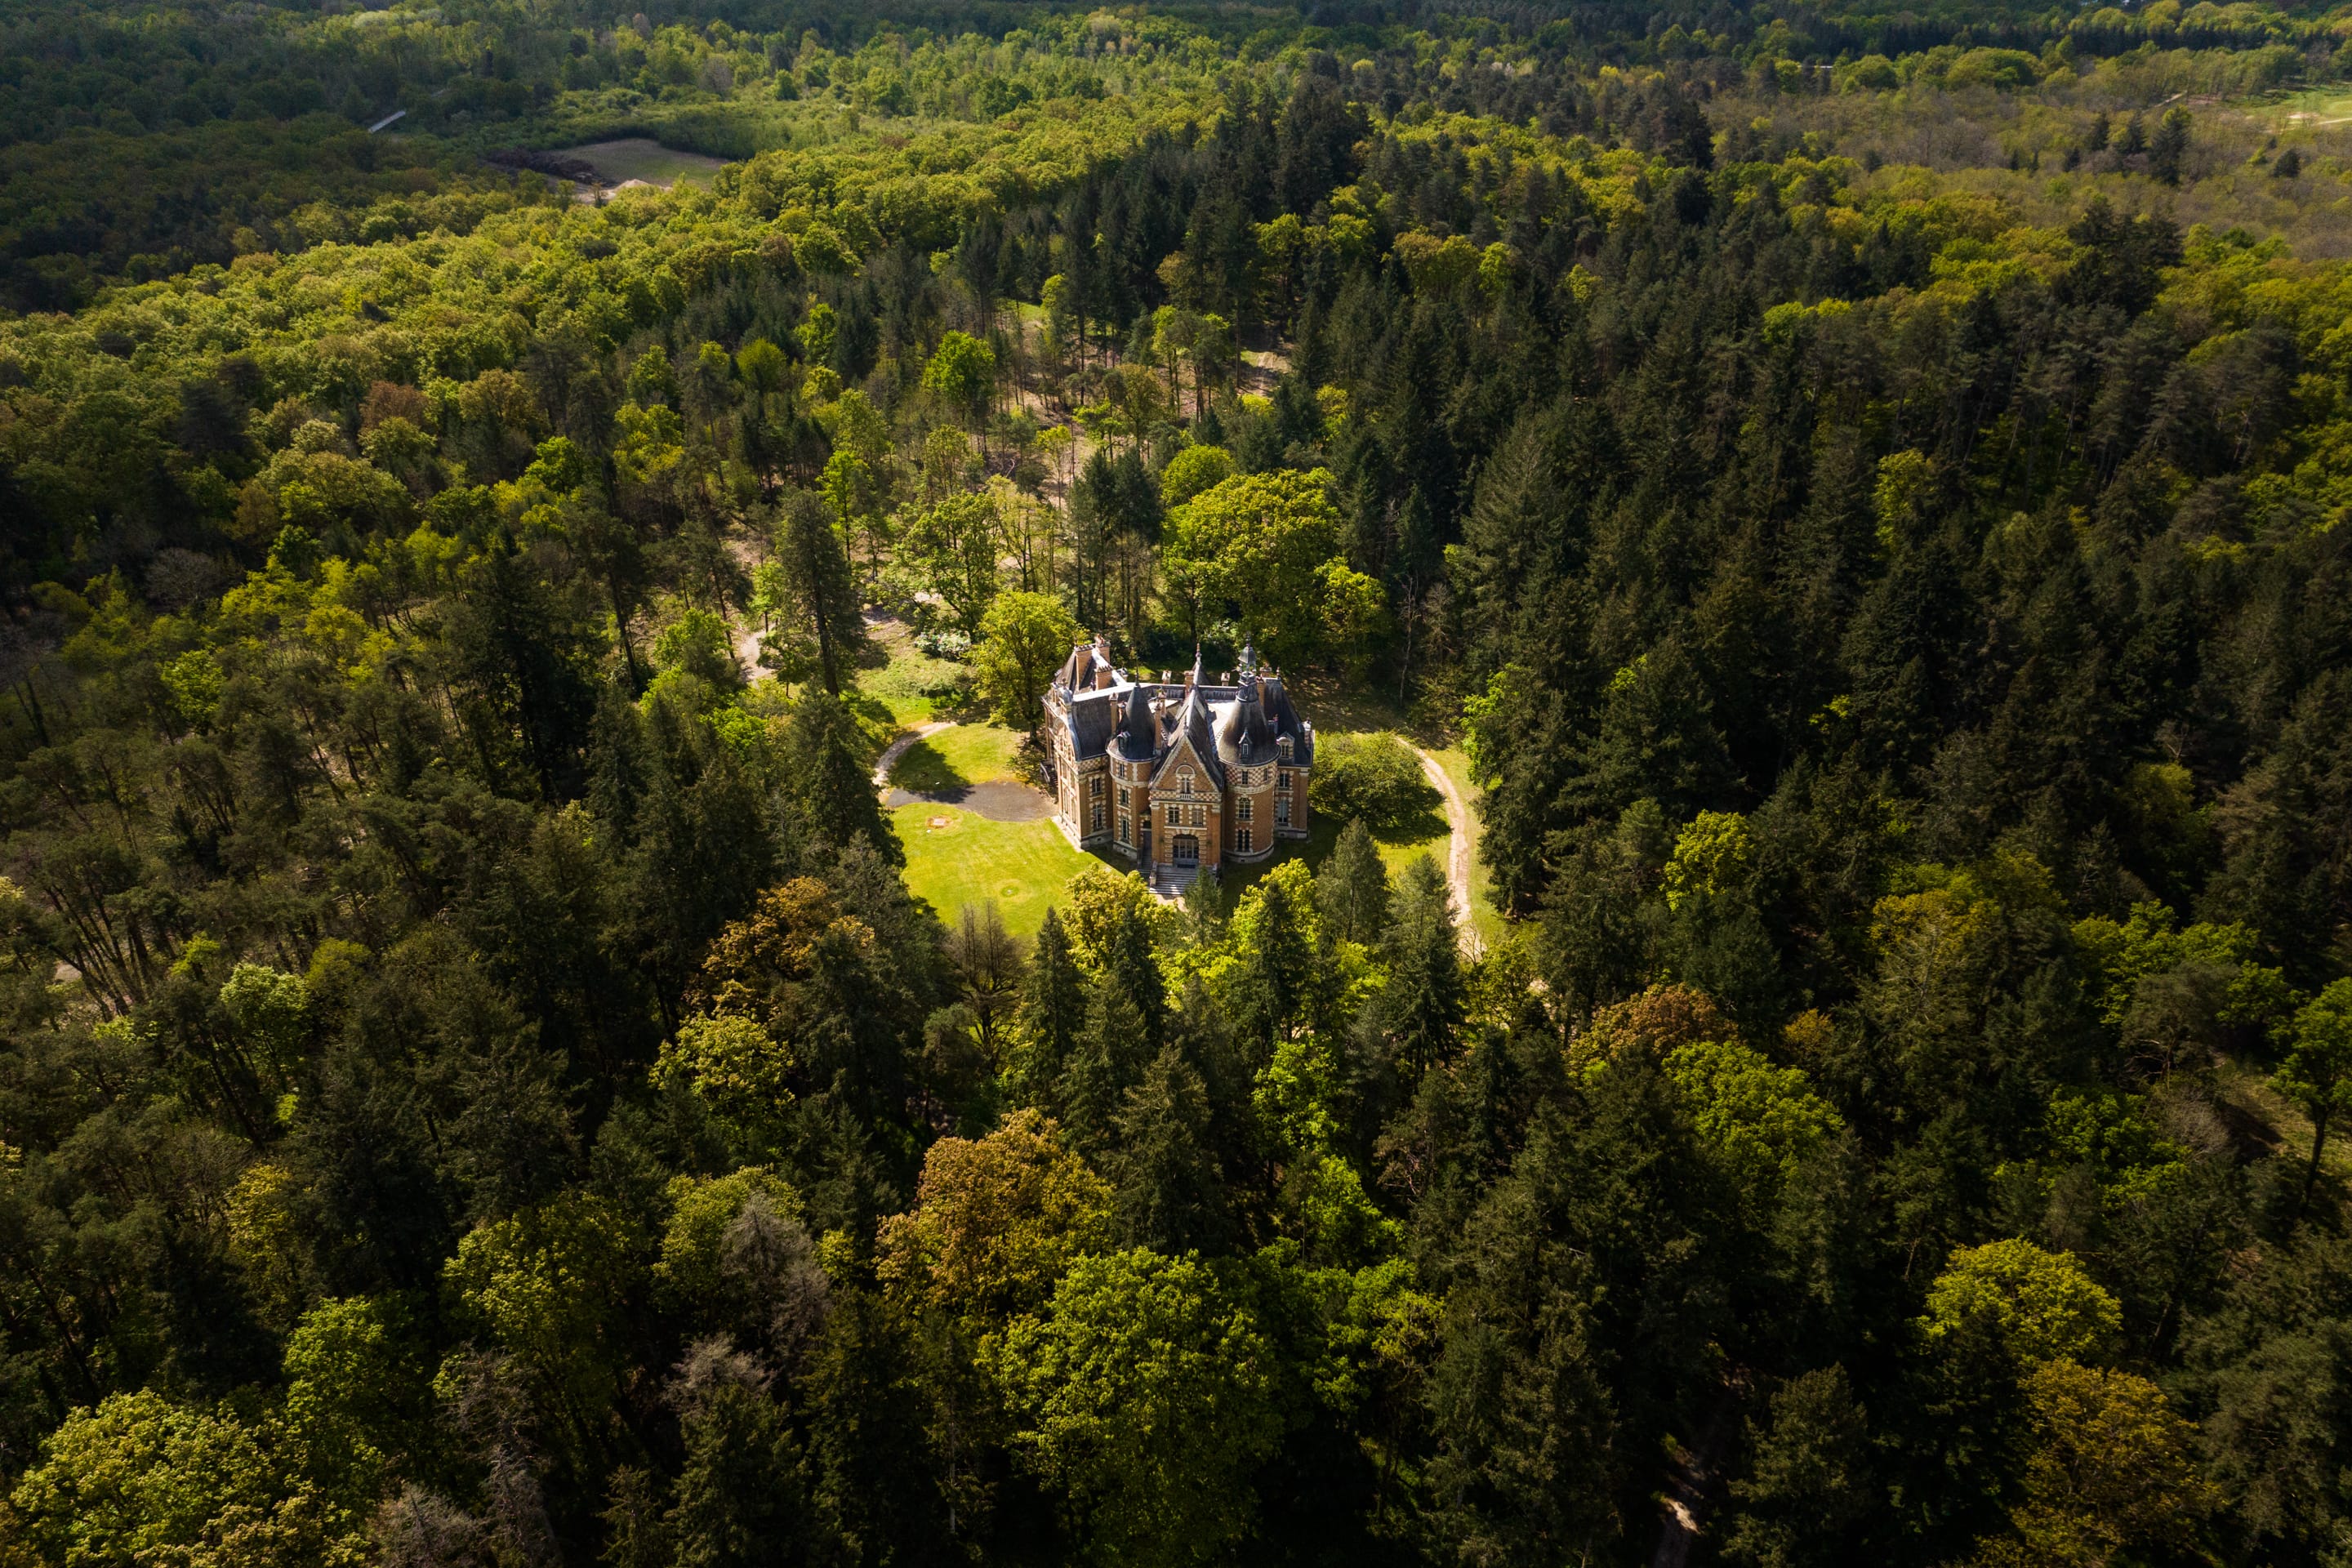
[777,488,868,696]
[1316,817,1391,945]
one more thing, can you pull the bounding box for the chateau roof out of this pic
[1062,688,1118,758]
[1215,676,1277,766]
[1116,679,1158,761]
[1049,641,1311,779]
[1259,674,1312,764]
[1160,679,1226,790]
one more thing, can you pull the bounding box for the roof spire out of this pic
[1188,644,1203,688]
[1239,639,1258,681]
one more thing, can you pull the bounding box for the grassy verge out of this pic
[2212,1056,2352,1179]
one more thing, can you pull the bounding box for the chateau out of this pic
[1044,637,1314,892]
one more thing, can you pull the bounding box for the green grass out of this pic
[1200,807,1450,915]
[887,724,1028,792]
[862,618,972,728]
[1192,724,1508,949]
[2258,89,2352,128]
[893,803,1102,941]
[559,137,729,187]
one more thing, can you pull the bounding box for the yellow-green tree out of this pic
[974,590,1080,733]
[987,1249,1284,1566]
[875,1108,1111,1323]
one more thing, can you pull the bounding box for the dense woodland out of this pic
[9,0,2352,1564]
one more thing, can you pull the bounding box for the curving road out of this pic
[1410,745,1481,956]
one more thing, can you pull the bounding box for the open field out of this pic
[859,615,970,726]
[560,137,728,188]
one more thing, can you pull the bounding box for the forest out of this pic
[8,0,2352,1562]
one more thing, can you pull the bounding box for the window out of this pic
[1178,769,1194,795]
[1276,796,1290,826]
[1238,826,1253,853]
[1166,802,1180,825]
[1278,737,1293,761]
[1236,796,1253,823]
[1278,769,1290,791]
[1089,774,1103,798]
[1118,815,1129,844]
[1091,803,1105,831]
[1192,804,1206,827]
[1118,787,1129,809]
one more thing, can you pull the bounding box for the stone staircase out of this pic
[1147,862,1202,901]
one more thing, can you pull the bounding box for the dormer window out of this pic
[1277,736,1294,761]
[1178,768,1194,795]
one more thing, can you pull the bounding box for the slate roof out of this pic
[1116,680,1159,761]
[1215,679,1278,767]
[1063,689,1118,759]
[1159,681,1226,790]
[1258,674,1313,764]
[1050,640,1309,786]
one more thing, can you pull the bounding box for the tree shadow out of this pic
[889,737,970,798]
[1368,805,1450,849]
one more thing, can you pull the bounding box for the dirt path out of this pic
[1413,746,1481,956]
[873,720,956,787]
[722,534,769,683]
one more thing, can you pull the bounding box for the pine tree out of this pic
[777,488,867,696]
[666,1347,827,1568]
[2149,108,2190,185]
[1373,856,1463,1082]
[1011,909,1085,1112]
[786,692,898,864]
[1111,1043,1226,1253]
[1231,866,1319,1058]
[1316,817,1392,944]
[1059,973,1147,1153]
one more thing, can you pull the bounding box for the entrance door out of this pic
[1173,835,1199,865]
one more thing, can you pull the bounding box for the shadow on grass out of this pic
[889,737,969,797]
[1372,807,1451,849]
[1284,674,1459,749]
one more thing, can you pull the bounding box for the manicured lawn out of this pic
[893,802,1102,940]
[888,724,1029,791]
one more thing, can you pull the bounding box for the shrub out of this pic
[1307,732,1438,830]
